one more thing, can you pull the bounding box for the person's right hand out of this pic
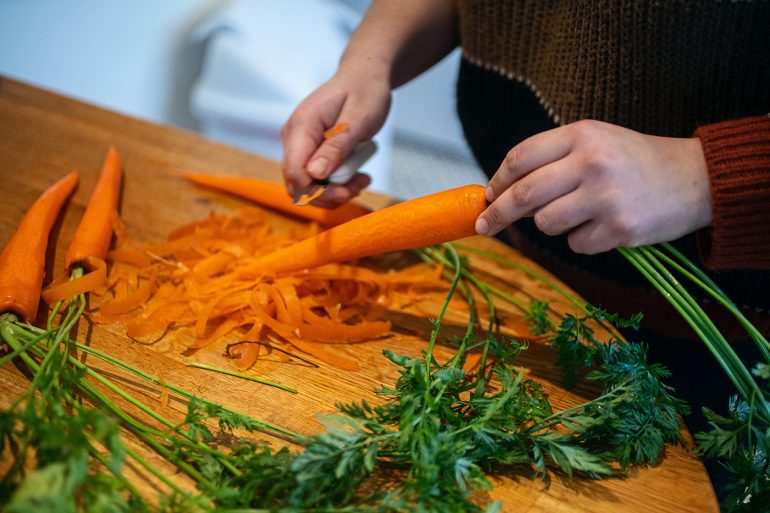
[281,68,391,208]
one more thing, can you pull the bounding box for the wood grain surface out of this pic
[0,77,719,512]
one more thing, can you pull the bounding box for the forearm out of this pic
[339,0,458,88]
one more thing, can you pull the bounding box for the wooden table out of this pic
[0,77,719,512]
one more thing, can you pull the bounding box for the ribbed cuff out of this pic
[694,114,770,270]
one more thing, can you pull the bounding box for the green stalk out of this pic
[121,442,196,498]
[1,317,196,492]
[4,316,245,482]
[651,245,770,361]
[59,360,211,484]
[65,352,244,477]
[637,246,763,403]
[420,246,502,330]
[18,322,303,442]
[0,327,51,367]
[455,243,624,341]
[527,382,632,434]
[424,244,463,367]
[620,249,742,389]
[186,361,298,394]
[454,243,585,310]
[621,248,770,421]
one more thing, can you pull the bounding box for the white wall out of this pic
[0,0,470,159]
[0,0,223,129]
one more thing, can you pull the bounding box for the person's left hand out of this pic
[475,120,712,254]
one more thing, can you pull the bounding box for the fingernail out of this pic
[485,186,495,202]
[307,157,329,177]
[476,217,489,235]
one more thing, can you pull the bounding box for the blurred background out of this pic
[0,0,486,200]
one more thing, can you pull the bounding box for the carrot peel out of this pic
[42,257,107,304]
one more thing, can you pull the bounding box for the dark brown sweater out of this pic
[454,0,770,338]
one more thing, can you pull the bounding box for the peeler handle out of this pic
[327,140,378,184]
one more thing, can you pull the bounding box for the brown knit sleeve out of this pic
[694,114,770,270]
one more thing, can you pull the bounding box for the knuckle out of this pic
[533,210,556,235]
[534,210,569,236]
[485,205,507,227]
[567,231,604,255]
[570,119,602,138]
[566,232,588,254]
[503,146,521,172]
[511,181,534,206]
[583,148,615,172]
[608,213,640,247]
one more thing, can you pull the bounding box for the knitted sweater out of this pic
[454,0,770,338]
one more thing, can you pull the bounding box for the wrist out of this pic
[684,137,713,231]
[338,48,394,88]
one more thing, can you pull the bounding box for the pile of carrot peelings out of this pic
[80,205,454,372]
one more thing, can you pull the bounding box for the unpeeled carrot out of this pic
[0,172,79,321]
[179,172,369,226]
[65,146,122,270]
[253,185,487,275]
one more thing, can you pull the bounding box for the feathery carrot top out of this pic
[0,171,79,321]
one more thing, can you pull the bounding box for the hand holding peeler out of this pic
[293,140,377,206]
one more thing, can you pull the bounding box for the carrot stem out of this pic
[186,361,298,394]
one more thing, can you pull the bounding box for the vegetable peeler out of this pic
[293,140,377,206]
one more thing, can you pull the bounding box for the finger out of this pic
[486,125,575,203]
[307,173,371,208]
[566,221,616,255]
[532,192,595,236]
[476,158,580,236]
[282,115,328,197]
[305,105,374,181]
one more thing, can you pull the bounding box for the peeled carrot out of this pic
[65,146,122,270]
[253,185,487,275]
[179,173,369,226]
[0,172,79,321]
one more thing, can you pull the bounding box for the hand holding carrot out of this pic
[475,120,712,254]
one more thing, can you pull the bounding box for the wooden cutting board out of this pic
[0,77,719,512]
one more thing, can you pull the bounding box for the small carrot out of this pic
[179,172,369,226]
[253,185,487,275]
[323,122,349,139]
[65,146,122,270]
[0,172,79,321]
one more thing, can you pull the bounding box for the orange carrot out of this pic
[323,122,349,139]
[0,172,79,321]
[65,146,122,270]
[253,185,487,275]
[179,172,369,226]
